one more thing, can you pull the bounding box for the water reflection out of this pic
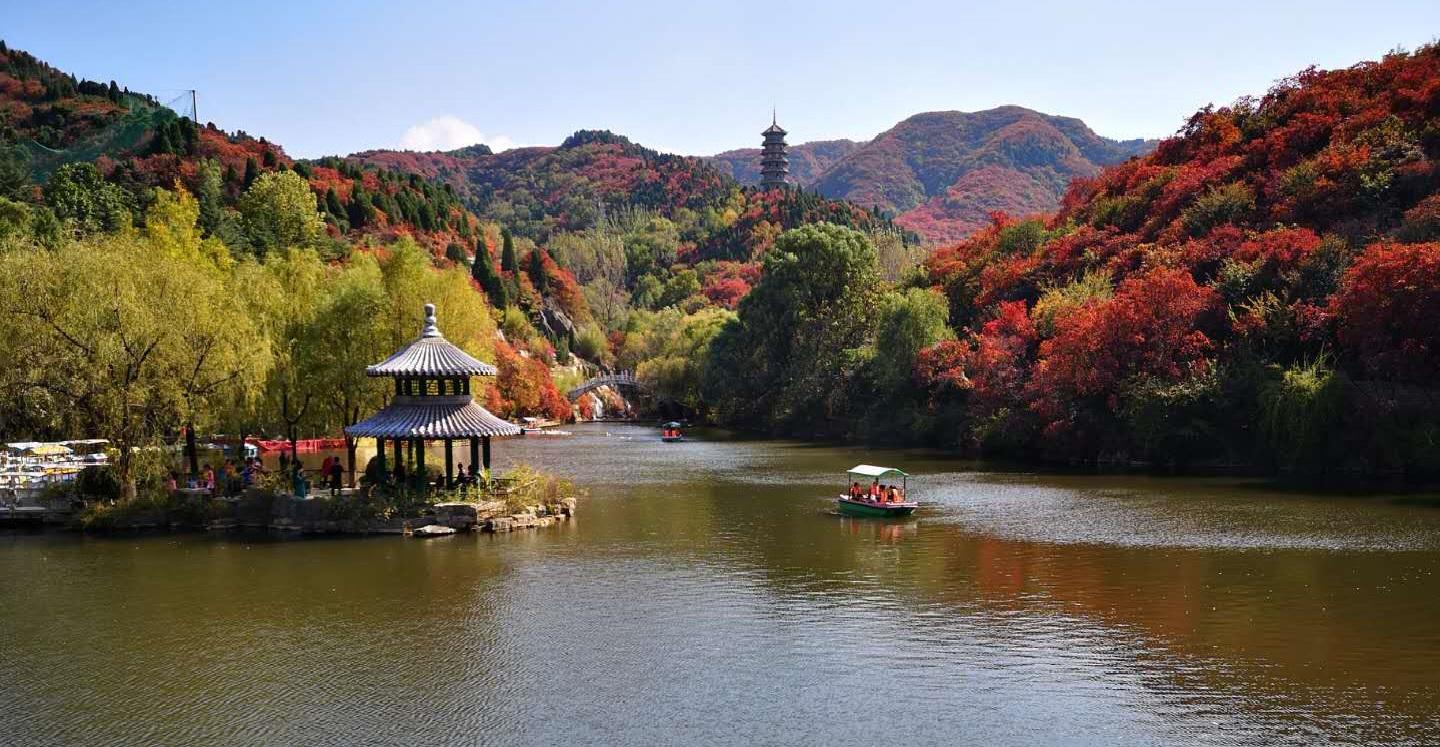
[2,423,1438,746]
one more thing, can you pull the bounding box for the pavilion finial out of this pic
[421,303,441,338]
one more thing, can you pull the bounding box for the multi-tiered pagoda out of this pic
[346,303,521,490]
[760,113,789,190]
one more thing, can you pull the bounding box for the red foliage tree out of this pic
[1029,268,1217,435]
[1333,241,1440,383]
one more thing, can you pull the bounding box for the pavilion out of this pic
[346,303,521,490]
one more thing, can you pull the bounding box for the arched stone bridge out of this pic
[566,370,650,401]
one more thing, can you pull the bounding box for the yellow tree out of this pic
[0,223,266,499]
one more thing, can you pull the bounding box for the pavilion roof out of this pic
[367,303,498,378]
[345,396,522,439]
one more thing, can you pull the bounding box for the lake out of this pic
[2,423,1438,746]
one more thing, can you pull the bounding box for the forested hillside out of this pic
[0,41,587,468]
[351,129,904,261]
[709,107,1154,244]
[707,138,861,186]
[704,45,1440,479]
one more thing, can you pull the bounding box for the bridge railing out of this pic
[566,370,648,401]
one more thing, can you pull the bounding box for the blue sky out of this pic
[5,1,1437,158]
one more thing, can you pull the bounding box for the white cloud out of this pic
[399,116,517,152]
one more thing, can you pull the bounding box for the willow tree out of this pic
[146,185,267,476]
[0,227,266,499]
[237,247,328,461]
[304,253,391,481]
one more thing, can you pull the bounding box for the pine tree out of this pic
[324,187,344,219]
[472,240,508,308]
[196,159,224,236]
[528,249,548,292]
[347,185,371,229]
[500,228,517,273]
[242,157,259,188]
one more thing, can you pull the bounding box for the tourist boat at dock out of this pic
[836,464,918,517]
[410,523,458,538]
[0,440,111,502]
[661,422,684,442]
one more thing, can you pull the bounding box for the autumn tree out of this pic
[1333,241,1440,384]
[237,171,324,257]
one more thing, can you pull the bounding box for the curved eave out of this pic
[365,337,499,378]
[345,400,522,439]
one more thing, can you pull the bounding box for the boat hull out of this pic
[661,436,684,443]
[836,497,917,517]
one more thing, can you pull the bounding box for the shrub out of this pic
[1181,182,1254,236]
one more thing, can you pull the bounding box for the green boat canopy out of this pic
[847,464,908,480]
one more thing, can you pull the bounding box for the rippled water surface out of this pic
[3,424,1439,746]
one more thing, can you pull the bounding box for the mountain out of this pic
[351,130,906,262]
[0,41,488,259]
[707,138,862,186]
[707,107,1155,244]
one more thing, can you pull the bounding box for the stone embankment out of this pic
[201,494,579,536]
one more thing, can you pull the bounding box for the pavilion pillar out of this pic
[415,438,426,488]
[393,438,403,482]
[482,436,491,471]
[444,439,454,487]
[469,438,480,478]
[376,437,386,481]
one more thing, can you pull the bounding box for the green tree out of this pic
[500,228,518,273]
[528,248,549,292]
[0,197,32,248]
[0,146,29,200]
[636,307,734,414]
[237,171,324,257]
[849,287,953,440]
[623,216,679,283]
[703,223,880,433]
[472,239,508,308]
[195,158,225,236]
[43,162,134,235]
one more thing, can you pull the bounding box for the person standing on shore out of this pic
[329,458,342,496]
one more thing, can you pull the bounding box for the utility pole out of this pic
[190,89,198,123]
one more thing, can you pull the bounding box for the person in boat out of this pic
[849,481,861,499]
[202,464,216,494]
[868,480,881,501]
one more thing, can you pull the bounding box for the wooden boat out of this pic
[660,421,684,442]
[836,464,917,517]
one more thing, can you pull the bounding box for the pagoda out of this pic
[346,303,521,490]
[759,113,789,190]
